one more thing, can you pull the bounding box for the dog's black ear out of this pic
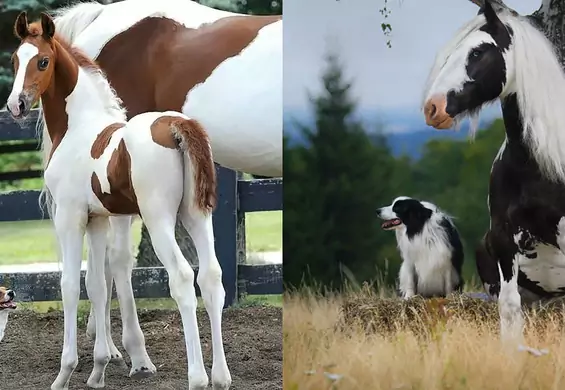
[418,207,433,221]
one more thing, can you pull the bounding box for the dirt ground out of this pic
[0,306,282,389]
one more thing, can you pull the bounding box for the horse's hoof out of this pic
[129,365,156,379]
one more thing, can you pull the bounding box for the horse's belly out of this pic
[519,244,565,292]
[182,21,282,177]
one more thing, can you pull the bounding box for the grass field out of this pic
[18,293,282,317]
[284,288,565,390]
[0,210,281,265]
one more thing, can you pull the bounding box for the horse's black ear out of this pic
[14,11,28,39]
[483,0,501,27]
[40,12,55,39]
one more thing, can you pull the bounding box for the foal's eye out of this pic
[38,57,49,70]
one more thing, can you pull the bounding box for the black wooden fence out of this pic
[0,109,283,307]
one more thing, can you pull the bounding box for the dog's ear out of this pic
[418,207,433,220]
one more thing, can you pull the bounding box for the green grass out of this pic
[18,294,282,315]
[0,211,281,265]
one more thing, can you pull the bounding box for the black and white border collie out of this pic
[377,196,464,298]
[0,286,16,342]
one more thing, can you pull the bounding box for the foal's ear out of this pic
[14,11,29,40]
[40,12,55,39]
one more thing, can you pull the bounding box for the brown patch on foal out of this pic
[95,14,281,118]
[150,116,178,149]
[91,139,139,215]
[150,116,217,212]
[91,123,126,158]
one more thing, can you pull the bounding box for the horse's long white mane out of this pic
[37,1,108,217]
[423,10,565,184]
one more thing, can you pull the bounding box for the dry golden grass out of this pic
[284,287,565,390]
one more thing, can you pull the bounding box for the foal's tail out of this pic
[170,118,217,213]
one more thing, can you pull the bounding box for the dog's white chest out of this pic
[398,231,454,294]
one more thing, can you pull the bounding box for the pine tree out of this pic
[284,53,399,290]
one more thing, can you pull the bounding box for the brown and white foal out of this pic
[6,12,230,390]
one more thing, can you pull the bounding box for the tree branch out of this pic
[467,0,519,16]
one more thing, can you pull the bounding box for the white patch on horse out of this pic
[182,20,282,176]
[60,0,235,59]
[497,260,524,342]
[7,43,38,116]
[427,32,496,99]
[512,229,565,293]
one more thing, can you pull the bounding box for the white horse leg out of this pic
[498,257,524,343]
[86,247,123,364]
[51,207,86,390]
[180,209,231,390]
[108,216,156,378]
[85,216,111,388]
[142,209,208,390]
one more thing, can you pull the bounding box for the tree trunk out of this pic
[531,0,565,68]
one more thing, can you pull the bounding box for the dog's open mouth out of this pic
[381,218,402,230]
[0,300,16,310]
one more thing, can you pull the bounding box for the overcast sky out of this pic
[283,0,539,119]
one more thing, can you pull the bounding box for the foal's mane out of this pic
[424,11,565,184]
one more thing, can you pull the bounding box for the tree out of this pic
[284,52,401,290]
[374,0,565,57]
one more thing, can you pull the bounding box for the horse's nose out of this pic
[424,95,453,129]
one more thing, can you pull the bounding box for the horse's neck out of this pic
[43,49,121,143]
[41,41,78,146]
[66,69,117,128]
[501,93,529,143]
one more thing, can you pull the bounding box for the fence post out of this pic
[213,165,239,307]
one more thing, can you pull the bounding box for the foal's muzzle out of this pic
[7,94,31,119]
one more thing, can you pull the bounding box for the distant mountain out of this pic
[283,105,501,159]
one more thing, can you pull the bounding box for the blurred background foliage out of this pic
[284,53,505,291]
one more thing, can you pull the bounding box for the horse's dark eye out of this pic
[38,57,49,70]
[471,49,482,58]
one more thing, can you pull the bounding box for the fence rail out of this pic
[0,109,283,307]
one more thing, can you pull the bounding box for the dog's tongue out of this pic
[381,218,402,229]
[0,301,16,310]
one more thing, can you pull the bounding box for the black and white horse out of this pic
[423,0,565,342]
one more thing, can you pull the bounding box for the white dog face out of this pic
[377,196,436,231]
[0,287,16,310]
[376,196,411,230]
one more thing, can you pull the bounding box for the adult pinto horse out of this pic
[423,0,565,344]
[38,0,281,378]
[8,11,230,390]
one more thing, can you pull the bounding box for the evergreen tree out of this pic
[284,52,399,290]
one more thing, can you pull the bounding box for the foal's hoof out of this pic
[129,364,156,379]
[109,352,124,364]
[86,375,106,388]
